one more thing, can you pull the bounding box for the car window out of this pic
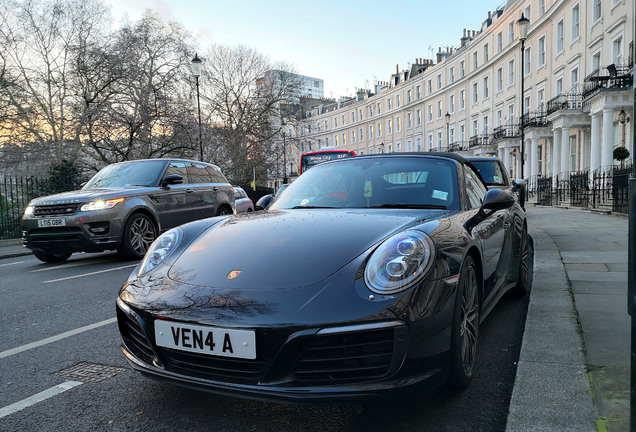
[187,163,213,184]
[83,160,165,188]
[206,166,228,184]
[470,160,507,186]
[164,161,189,184]
[234,188,245,199]
[271,157,459,210]
[464,165,487,209]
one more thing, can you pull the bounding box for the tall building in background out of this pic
[262,70,324,99]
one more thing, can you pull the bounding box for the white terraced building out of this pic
[292,0,633,188]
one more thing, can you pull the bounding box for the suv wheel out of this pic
[216,207,232,216]
[34,251,72,263]
[118,213,157,260]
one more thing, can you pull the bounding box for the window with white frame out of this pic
[524,5,531,19]
[407,89,412,103]
[437,74,442,90]
[538,36,546,67]
[570,67,579,91]
[368,106,373,118]
[473,82,478,104]
[416,85,421,99]
[593,0,602,22]
[539,0,546,16]
[524,96,530,115]
[613,36,623,65]
[509,21,515,43]
[557,20,564,54]
[369,124,374,138]
[396,94,401,108]
[427,104,433,122]
[342,114,345,125]
[378,123,382,136]
[352,131,356,143]
[472,120,478,137]
[459,61,465,78]
[508,105,515,124]
[334,117,338,127]
[449,94,455,113]
[524,47,531,76]
[437,132,443,149]
[459,124,465,142]
[496,109,502,126]
[572,4,580,41]
[428,134,433,150]
[407,140,412,151]
[387,98,392,110]
[537,89,545,111]
[416,137,421,151]
[483,116,489,135]
[428,80,432,94]
[508,59,515,85]
[407,112,412,128]
[497,67,503,92]
[459,89,465,110]
[473,52,478,69]
[592,52,601,71]
[437,100,442,118]
[449,127,455,144]
[484,44,489,63]
[417,109,422,126]
[351,112,355,123]
[388,119,392,134]
[556,77,563,95]
[360,128,364,141]
[396,117,401,132]
[497,32,503,52]
[377,102,381,114]
[483,76,489,99]
[449,67,455,83]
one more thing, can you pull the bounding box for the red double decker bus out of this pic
[299,149,355,174]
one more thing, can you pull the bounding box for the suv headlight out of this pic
[138,228,183,275]
[24,205,34,216]
[80,198,125,212]
[364,230,436,295]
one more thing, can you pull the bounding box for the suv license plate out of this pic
[154,320,256,359]
[38,218,66,227]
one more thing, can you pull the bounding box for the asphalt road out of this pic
[0,251,529,432]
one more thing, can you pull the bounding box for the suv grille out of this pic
[34,204,80,216]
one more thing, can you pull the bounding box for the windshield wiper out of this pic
[290,205,338,209]
[370,204,448,210]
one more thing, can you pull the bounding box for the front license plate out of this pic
[154,320,256,359]
[37,218,66,227]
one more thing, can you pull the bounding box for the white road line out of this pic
[30,257,121,273]
[43,264,137,283]
[0,260,28,267]
[0,381,83,419]
[0,317,117,359]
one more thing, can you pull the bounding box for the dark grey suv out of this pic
[22,158,235,263]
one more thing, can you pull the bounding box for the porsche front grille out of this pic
[117,306,155,365]
[292,328,395,384]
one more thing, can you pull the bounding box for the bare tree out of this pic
[198,44,300,183]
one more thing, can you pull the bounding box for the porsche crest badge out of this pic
[227,270,242,280]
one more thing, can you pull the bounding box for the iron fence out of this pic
[0,175,81,240]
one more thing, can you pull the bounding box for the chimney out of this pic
[396,64,399,74]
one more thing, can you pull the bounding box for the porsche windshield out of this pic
[270,156,459,211]
[83,160,166,189]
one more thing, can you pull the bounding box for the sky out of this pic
[105,0,504,99]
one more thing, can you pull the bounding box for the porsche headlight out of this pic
[364,230,436,295]
[138,227,183,275]
[80,197,125,212]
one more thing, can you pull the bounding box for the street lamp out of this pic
[445,112,451,151]
[281,121,287,184]
[517,13,529,179]
[191,53,203,161]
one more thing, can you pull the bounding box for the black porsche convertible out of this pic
[116,152,532,403]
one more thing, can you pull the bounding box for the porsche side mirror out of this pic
[162,174,183,187]
[255,194,273,211]
[511,179,527,210]
[482,188,516,212]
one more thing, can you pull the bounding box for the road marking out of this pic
[30,258,120,273]
[43,264,137,283]
[0,381,83,419]
[0,317,117,359]
[0,260,28,268]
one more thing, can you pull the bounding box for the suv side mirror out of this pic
[162,174,183,187]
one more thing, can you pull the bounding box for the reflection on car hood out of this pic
[168,209,442,290]
[30,187,154,205]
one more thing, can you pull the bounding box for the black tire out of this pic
[509,228,531,298]
[216,206,232,216]
[117,213,157,260]
[447,255,480,390]
[34,251,72,263]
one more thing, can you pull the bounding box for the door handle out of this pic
[186,189,194,194]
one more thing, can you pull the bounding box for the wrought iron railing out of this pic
[491,124,519,140]
[582,64,634,100]
[546,91,583,115]
[522,110,550,127]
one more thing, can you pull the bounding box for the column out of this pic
[601,108,614,167]
[590,112,602,178]
[504,146,511,176]
[552,128,561,176]
[561,126,570,174]
[530,136,539,179]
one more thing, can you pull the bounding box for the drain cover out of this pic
[55,362,127,383]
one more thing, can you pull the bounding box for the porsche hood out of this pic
[168,209,442,290]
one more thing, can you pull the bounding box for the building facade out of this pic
[297,0,633,186]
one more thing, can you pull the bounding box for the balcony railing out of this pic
[491,124,519,141]
[469,135,492,148]
[546,91,582,115]
[582,64,634,100]
[449,141,470,152]
[522,110,550,127]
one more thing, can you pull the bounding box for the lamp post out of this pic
[445,112,451,151]
[517,13,529,180]
[191,53,204,161]
[281,121,287,184]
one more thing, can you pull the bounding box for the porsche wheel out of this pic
[118,213,156,260]
[509,228,531,298]
[34,251,72,263]
[447,255,480,390]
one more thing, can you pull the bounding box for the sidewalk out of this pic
[507,206,630,432]
[0,206,630,431]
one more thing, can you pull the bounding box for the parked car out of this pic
[22,158,235,263]
[465,156,526,208]
[116,153,532,403]
[233,186,254,213]
[254,183,289,210]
